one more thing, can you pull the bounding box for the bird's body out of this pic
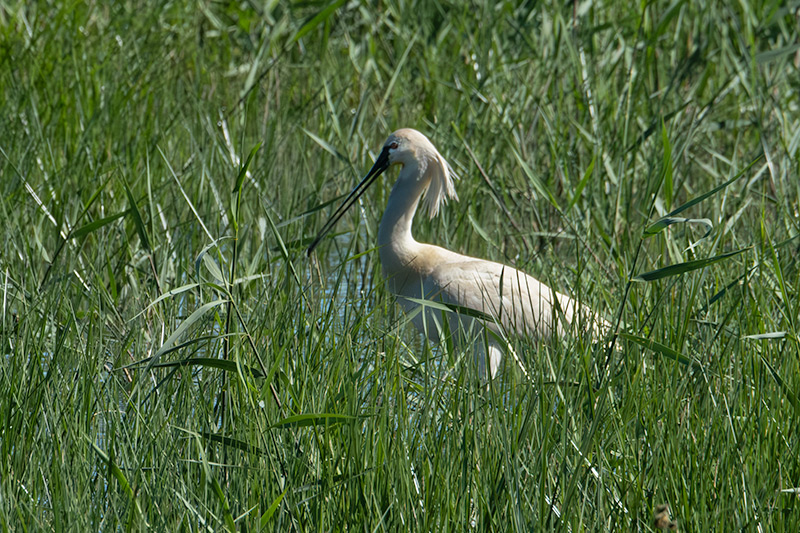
[309,128,605,378]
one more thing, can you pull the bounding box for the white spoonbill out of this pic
[308,128,606,378]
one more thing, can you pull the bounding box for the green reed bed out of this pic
[1,1,798,530]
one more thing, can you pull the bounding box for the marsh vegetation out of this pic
[1,1,799,530]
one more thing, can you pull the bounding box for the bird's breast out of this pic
[379,242,450,298]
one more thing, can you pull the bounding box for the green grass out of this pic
[1,0,799,530]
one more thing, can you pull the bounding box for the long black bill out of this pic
[307,147,391,256]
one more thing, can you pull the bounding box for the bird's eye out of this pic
[388,141,398,150]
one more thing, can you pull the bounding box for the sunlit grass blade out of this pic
[200,253,226,285]
[124,335,236,369]
[270,413,358,429]
[260,488,288,527]
[742,332,787,340]
[633,247,751,281]
[137,283,201,317]
[292,0,346,42]
[70,210,130,240]
[193,239,233,281]
[644,157,762,236]
[147,357,265,378]
[644,217,712,238]
[233,143,262,195]
[145,299,229,372]
[620,333,704,370]
[302,127,348,163]
[510,145,558,207]
[468,211,498,248]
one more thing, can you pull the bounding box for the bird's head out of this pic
[383,128,459,218]
[307,128,458,255]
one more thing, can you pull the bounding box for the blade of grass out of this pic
[121,175,151,252]
[292,0,346,42]
[145,299,229,372]
[633,247,751,281]
[234,143,261,196]
[661,120,673,209]
[644,156,762,236]
[759,354,799,415]
[149,357,265,378]
[644,217,712,238]
[260,488,288,527]
[90,440,147,527]
[270,413,358,429]
[70,210,130,239]
[567,155,596,211]
[620,333,704,370]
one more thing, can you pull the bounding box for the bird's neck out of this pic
[377,164,425,270]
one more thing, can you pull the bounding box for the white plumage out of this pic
[309,128,606,378]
